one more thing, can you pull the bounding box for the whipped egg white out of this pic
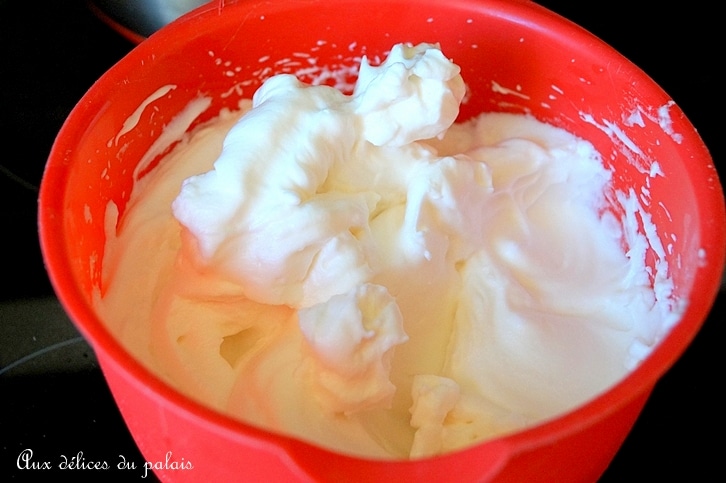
[96,43,678,459]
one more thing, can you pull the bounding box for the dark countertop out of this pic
[1,1,723,481]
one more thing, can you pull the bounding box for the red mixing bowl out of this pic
[38,0,725,481]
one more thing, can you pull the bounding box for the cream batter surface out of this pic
[96,43,678,459]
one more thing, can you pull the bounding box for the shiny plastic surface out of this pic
[38,0,725,481]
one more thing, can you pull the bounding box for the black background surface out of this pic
[1,1,723,481]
